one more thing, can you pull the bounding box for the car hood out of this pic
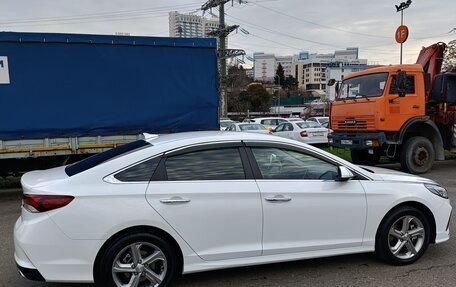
[358,165,437,185]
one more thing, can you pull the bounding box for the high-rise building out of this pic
[292,48,367,96]
[169,11,220,38]
[252,48,367,98]
[253,53,276,82]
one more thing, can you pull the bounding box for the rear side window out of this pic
[65,140,151,176]
[114,156,161,182]
[165,148,245,181]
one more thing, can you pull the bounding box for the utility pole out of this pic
[395,0,412,64]
[202,0,245,118]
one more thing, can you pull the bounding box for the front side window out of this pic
[165,148,245,181]
[274,123,285,132]
[337,73,388,100]
[251,147,338,180]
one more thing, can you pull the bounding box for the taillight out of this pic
[23,194,74,213]
[300,131,308,137]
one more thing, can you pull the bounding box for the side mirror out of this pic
[337,166,354,181]
[327,79,336,86]
[397,70,407,97]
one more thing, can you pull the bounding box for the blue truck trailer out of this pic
[0,32,219,174]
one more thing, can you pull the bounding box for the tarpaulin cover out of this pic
[0,32,219,139]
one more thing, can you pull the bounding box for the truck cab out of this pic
[329,64,455,174]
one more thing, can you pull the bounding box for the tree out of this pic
[284,75,299,90]
[274,63,285,87]
[443,39,456,72]
[246,84,272,112]
[227,65,253,114]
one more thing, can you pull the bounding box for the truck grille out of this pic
[332,116,376,130]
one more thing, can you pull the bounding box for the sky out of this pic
[0,0,454,66]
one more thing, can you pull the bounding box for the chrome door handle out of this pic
[265,195,292,202]
[160,197,191,204]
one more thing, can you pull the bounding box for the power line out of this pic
[225,12,341,48]
[252,2,454,42]
[252,2,389,39]
[0,3,201,27]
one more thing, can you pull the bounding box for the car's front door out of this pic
[246,144,367,256]
[145,144,263,261]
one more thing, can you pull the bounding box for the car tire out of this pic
[94,232,179,287]
[375,206,430,265]
[400,136,435,174]
[350,149,381,166]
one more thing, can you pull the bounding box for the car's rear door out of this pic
[145,143,263,261]
[245,142,367,256]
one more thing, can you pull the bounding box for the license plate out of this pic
[312,133,324,136]
[341,139,353,145]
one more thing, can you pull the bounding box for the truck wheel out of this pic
[400,136,435,174]
[350,149,381,166]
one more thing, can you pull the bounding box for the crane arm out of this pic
[416,42,446,83]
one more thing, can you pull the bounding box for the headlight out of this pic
[425,184,448,199]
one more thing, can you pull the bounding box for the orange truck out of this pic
[328,42,456,174]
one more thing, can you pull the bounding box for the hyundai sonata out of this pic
[14,131,451,286]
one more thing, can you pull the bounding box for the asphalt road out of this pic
[1,160,456,287]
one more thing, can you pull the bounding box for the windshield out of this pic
[239,124,266,131]
[220,121,234,128]
[337,73,388,100]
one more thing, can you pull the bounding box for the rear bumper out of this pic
[14,212,101,283]
[328,132,386,149]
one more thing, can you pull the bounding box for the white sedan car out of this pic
[15,131,451,287]
[273,121,330,144]
[225,123,270,134]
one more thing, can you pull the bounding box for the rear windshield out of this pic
[65,140,151,176]
[239,124,266,131]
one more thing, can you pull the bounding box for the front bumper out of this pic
[328,132,386,149]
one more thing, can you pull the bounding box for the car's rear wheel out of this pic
[95,233,178,287]
[375,207,430,265]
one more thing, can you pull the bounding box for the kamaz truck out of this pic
[328,42,455,174]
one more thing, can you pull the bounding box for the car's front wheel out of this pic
[95,232,178,287]
[375,207,430,265]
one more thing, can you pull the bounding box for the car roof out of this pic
[144,131,285,146]
[253,117,287,120]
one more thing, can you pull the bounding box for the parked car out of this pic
[15,131,451,286]
[249,117,289,130]
[307,116,329,126]
[225,123,270,134]
[273,121,330,144]
[219,118,235,131]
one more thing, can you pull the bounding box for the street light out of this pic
[395,0,412,64]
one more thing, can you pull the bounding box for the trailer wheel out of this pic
[350,149,381,166]
[400,136,435,174]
